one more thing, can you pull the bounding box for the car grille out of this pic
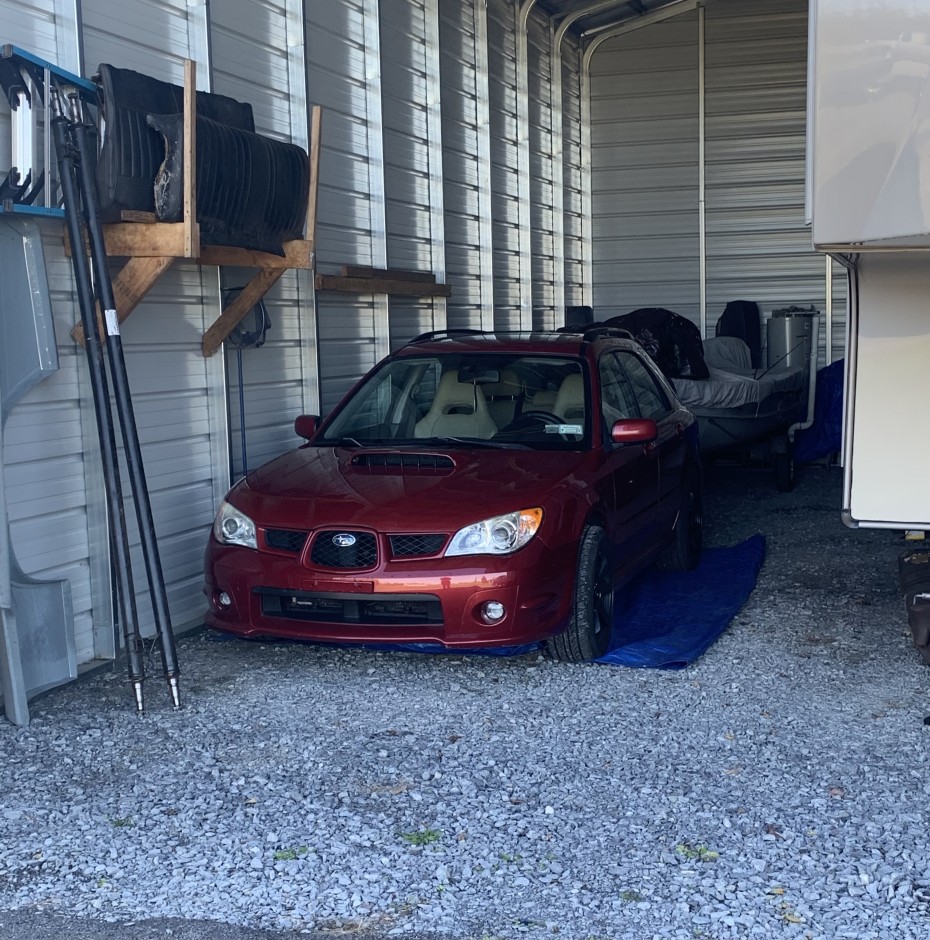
[309,531,378,569]
[389,534,447,558]
[259,589,443,625]
[264,528,309,553]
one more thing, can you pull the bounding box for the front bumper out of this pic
[203,536,573,648]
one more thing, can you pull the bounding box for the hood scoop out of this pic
[350,452,455,475]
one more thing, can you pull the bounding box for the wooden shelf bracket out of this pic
[70,59,321,358]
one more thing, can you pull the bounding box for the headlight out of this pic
[445,508,543,557]
[213,500,257,549]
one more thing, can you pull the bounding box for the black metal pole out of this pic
[66,94,181,709]
[49,93,146,712]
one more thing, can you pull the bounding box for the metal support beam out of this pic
[475,0,495,331]
[425,0,448,333]
[549,17,566,327]
[516,0,536,330]
[363,0,390,361]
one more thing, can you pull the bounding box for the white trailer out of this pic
[808,0,930,654]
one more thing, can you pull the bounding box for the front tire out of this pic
[547,525,614,662]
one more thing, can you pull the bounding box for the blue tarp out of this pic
[597,534,766,668]
[794,359,844,464]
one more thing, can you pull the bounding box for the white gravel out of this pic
[1,463,929,940]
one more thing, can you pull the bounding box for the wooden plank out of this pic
[183,59,200,259]
[120,210,158,223]
[197,238,313,270]
[202,267,285,357]
[97,222,187,257]
[71,256,175,345]
[315,275,451,297]
[307,105,321,245]
[341,265,436,283]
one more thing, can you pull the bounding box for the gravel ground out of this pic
[1,463,929,940]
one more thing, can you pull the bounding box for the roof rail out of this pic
[581,326,634,342]
[408,328,490,344]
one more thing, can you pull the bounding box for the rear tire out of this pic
[547,525,614,662]
[657,470,703,572]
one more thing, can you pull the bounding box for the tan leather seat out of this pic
[554,372,585,422]
[414,370,499,439]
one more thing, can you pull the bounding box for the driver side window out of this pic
[619,351,672,421]
[599,354,640,427]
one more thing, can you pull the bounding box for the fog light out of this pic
[481,601,506,623]
[217,591,232,609]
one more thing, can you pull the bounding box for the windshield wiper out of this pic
[431,437,526,450]
[323,436,365,447]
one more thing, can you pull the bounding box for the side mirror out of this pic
[294,415,320,440]
[610,418,658,445]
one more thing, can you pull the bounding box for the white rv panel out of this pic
[846,253,930,529]
[810,0,930,248]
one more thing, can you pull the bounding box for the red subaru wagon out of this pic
[204,328,702,661]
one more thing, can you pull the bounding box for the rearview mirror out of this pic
[610,418,658,445]
[294,415,320,440]
[457,365,501,385]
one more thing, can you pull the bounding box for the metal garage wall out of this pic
[589,0,843,361]
[527,11,556,330]
[704,0,838,359]
[589,13,701,323]
[561,35,585,311]
[437,0,492,332]
[306,0,388,414]
[210,0,317,478]
[487,0,525,330]
[380,0,446,349]
[0,4,99,664]
[81,0,227,637]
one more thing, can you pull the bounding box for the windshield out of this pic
[317,353,589,450]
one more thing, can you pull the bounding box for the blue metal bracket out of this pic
[0,44,98,219]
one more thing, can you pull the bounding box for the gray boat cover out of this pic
[673,337,804,409]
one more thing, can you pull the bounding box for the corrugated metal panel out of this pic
[210,0,315,476]
[561,35,585,309]
[487,0,523,329]
[438,0,491,331]
[589,13,701,322]
[306,0,387,412]
[527,10,556,330]
[79,0,224,640]
[81,0,193,80]
[381,0,444,348]
[704,0,841,362]
[588,0,843,363]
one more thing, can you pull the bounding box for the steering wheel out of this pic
[522,410,563,424]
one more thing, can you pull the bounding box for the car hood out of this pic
[229,445,592,530]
